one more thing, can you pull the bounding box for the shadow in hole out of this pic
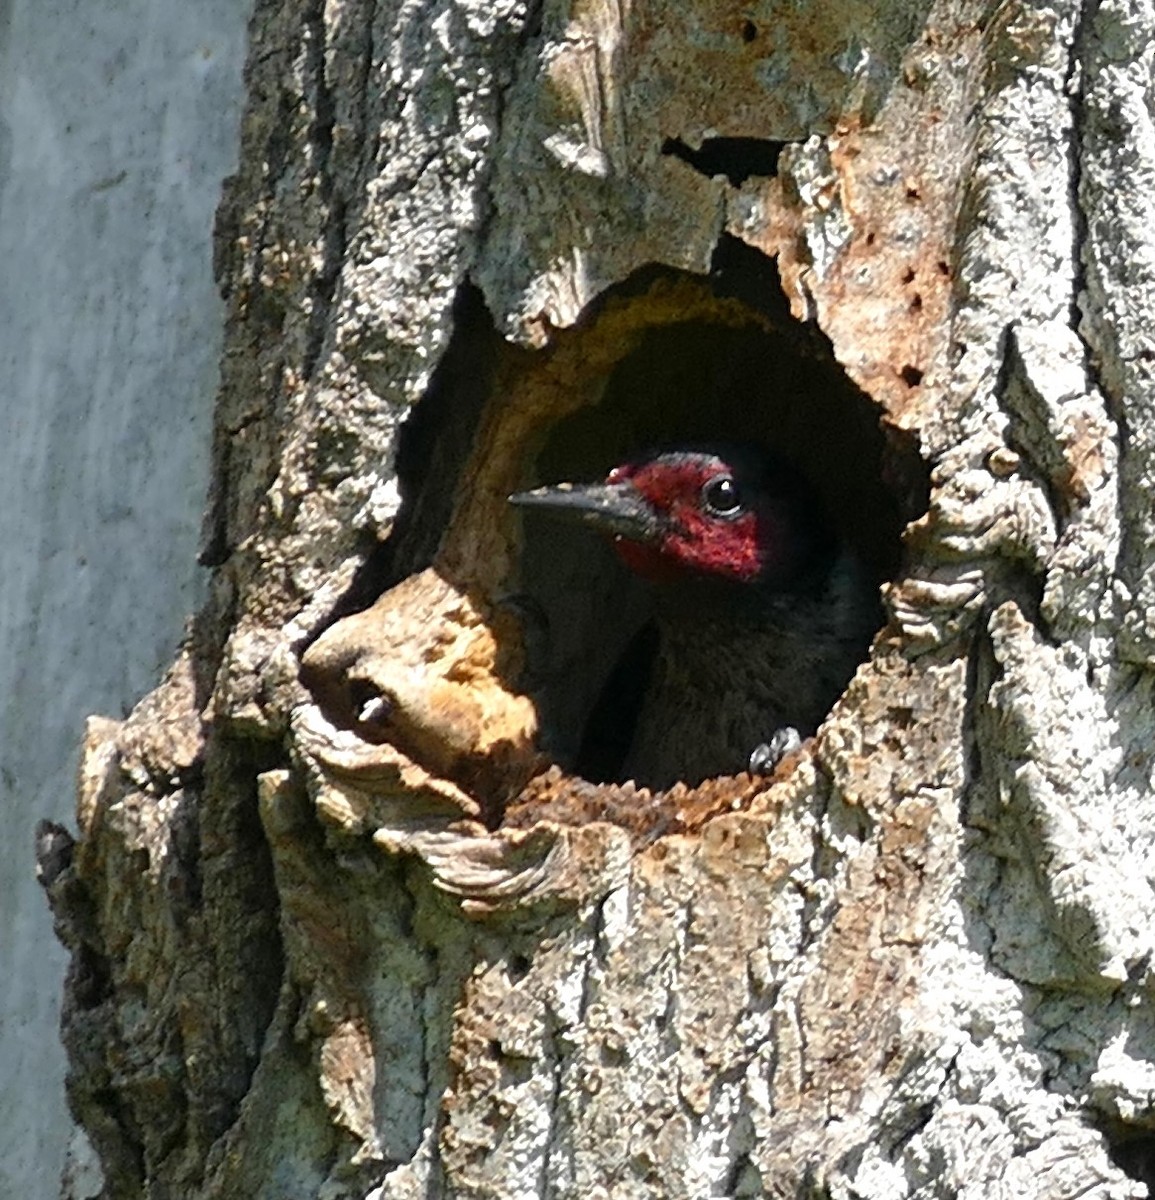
[514,250,925,784]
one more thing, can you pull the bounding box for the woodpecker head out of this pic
[510,445,836,592]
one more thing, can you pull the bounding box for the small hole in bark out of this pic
[1098,1119,1155,1196]
[740,19,758,41]
[600,1041,628,1067]
[508,953,532,982]
[865,231,876,246]
[348,680,394,737]
[901,267,916,284]
[899,364,924,387]
[73,944,114,1009]
[910,293,923,311]
[309,676,394,743]
[661,136,790,186]
[1113,1137,1155,1195]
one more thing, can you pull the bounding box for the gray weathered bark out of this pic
[39,0,1155,1196]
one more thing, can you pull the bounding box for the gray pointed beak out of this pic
[509,480,663,544]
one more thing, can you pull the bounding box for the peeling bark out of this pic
[38,0,1155,1196]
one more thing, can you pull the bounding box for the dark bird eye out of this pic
[701,474,743,517]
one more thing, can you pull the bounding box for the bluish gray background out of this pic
[0,1,252,1193]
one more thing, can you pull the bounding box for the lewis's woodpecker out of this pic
[510,445,879,790]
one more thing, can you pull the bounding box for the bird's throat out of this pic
[613,538,690,585]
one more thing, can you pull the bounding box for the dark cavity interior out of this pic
[515,256,925,786]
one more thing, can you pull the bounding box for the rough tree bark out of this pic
[37,0,1155,1196]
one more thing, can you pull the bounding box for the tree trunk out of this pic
[39,0,1155,1196]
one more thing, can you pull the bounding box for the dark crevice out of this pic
[471,0,548,264]
[957,615,992,832]
[709,234,803,330]
[536,1019,566,1198]
[250,89,298,330]
[1066,0,1100,371]
[303,282,502,634]
[303,0,348,379]
[307,193,349,378]
[1000,328,1076,535]
[1067,0,1136,623]
[71,941,114,1010]
[353,0,378,184]
[82,1086,147,1199]
[169,788,204,914]
[1007,566,1053,646]
[885,1100,937,1158]
[1099,1119,1155,1196]
[200,78,298,571]
[197,488,231,570]
[365,281,499,589]
[184,737,287,1149]
[519,0,547,48]
[661,136,792,187]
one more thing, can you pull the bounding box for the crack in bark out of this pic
[302,0,348,381]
